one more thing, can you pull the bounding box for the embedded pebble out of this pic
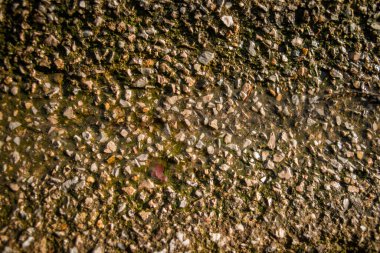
[104,141,117,153]
[243,139,252,149]
[9,122,21,130]
[134,77,148,88]
[139,211,151,221]
[330,69,343,79]
[278,168,292,180]
[291,37,303,47]
[209,119,218,130]
[221,16,234,27]
[273,153,285,163]
[198,51,215,65]
[224,134,232,144]
[63,107,75,119]
[9,183,19,192]
[207,146,215,155]
[248,41,256,56]
[267,132,276,150]
[348,185,359,193]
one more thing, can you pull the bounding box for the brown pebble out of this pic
[123,186,136,196]
[54,58,65,69]
[350,52,360,62]
[356,151,364,160]
[139,211,151,221]
[348,185,359,193]
[86,176,95,183]
[9,183,19,192]
[353,80,360,89]
[269,89,276,97]
[96,219,105,229]
[107,155,116,164]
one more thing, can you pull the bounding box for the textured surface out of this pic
[0,0,379,252]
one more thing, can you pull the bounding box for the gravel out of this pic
[198,51,215,65]
[0,0,379,252]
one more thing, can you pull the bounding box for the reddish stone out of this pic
[151,163,167,182]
